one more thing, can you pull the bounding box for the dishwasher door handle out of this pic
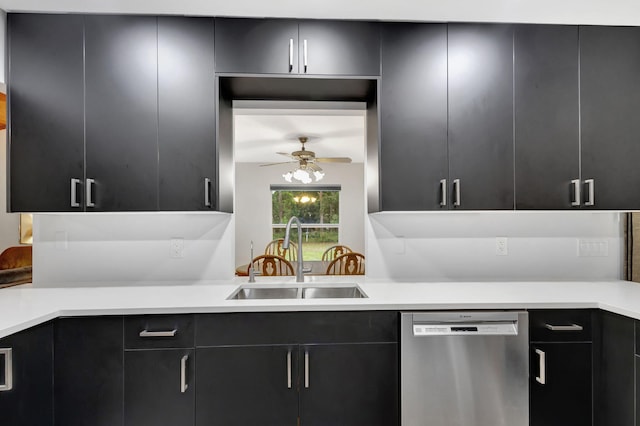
[535,348,546,385]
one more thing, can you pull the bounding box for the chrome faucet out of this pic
[283,216,304,282]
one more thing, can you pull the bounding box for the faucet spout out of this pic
[283,216,304,282]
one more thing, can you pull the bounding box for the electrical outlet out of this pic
[55,231,68,251]
[578,239,609,257]
[170,238,184,259]
[495,237,508,256]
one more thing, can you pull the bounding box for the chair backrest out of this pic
[321,244,353,262]
[0,246,32,269]
[248,254,295,276]
[265,239,297,261]
[326,252,365,275]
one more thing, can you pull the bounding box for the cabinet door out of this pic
[448,24,514,210]
[514,25,580,210]
[54,317,124,426]
[530,343,591,426]
[380,23,448,211]
[85,15,159,211]
[196,345,299,426]
[8,14,85,212]
[158,17,216,211]
[0,323,53,426]
[300,343,398,426]
[125,349,194,426]
[298,20,380,76]
[215,18,298,74]
[580,26,640,210]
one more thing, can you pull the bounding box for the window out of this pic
[271,186,340,260]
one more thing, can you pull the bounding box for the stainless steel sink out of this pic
[227,284,367,300]
[228,286,299,300]
[302,286,366,299]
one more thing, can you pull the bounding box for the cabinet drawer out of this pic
[196,311,398,346]
[125,315,194,349]
[529,309,592,342]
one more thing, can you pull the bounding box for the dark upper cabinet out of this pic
[514,25,580,210]
[215,18,380,76]
[124,349,195,426]
[54,317,124,426]
[580,26,640,210]
[0,323,53,426]
[84,15,159,211]
[380,23,448,211]
[214,18,299,74]
[298,20,380,76]
[448,24,514,210]
[299,343,398,426]
[158,17,216,211]
[7,14,85,213]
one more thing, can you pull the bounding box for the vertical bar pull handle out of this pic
[440,179,447,207]
[204,178,212,207]
[71,178,81,208]
[286,350,292,389]
[180,355,188,393]
[288,39,294,72]
[86,178,95,208]
[304,350,309,388]
[453,179,461,207]
[303,39,308,73]
[584,179,595,206]
[535,348,546,385]
[0,348,13,391]
[571,179,581,207]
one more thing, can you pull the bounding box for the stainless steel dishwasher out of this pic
[401,311,529,426]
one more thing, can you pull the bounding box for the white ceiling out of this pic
[233,107,366,164]
[1,0,639,26]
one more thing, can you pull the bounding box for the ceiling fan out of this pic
[260,136,352,184]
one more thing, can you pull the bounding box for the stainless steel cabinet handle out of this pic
[286,350,292,389]
[303,39,308,73]
[440,179,447,207]
[86,178,95,207]
[0,348,13,392]
[544,323,583,331]
[204,178,212,207]
[571,179,581,207]
[71,178,81,208]
[453,179,461,207]
[139,329,177,338]
[584,179,595,206]
[180,355,188,393]
[535,348,546,385]
[304,350,309,388]
[288,39,294,72]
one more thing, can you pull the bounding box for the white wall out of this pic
[33,213,234,286]
[366,212,623,281]
[0,10,5,84]
[235,162,365,265]
[0,129,20,250]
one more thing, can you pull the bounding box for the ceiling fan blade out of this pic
[259,161,297,167]
[276,152,299,159]
[315,157,352,163]
[307,162,323,172]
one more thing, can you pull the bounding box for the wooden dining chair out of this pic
[265,239,297,261]
[326,252,365,275]
[321,244,353,262]
[248,254,295,276]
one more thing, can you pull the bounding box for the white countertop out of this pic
[2,278,640,339]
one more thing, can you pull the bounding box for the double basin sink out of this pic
[227,283,367,300]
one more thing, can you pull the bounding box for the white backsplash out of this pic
[32,210,623,286]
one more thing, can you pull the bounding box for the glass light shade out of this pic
[283,166,324,184]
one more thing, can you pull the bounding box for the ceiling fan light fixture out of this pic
[283,165,324,184]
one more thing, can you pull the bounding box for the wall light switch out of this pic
[578,239,609,257]
[496,237,508,256]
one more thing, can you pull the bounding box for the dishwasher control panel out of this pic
[413,322,518,336]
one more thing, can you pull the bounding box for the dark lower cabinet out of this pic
[530,343,592,426]
[196,345,299,425]
[125,349,195,426]
[0,323,53,426]
[300,343,398,426]
[54,317,124,426]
